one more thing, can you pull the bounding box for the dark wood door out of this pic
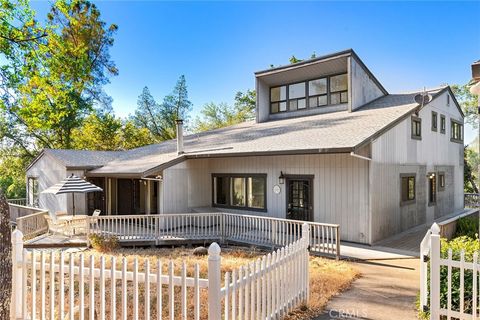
[286,178,313,221]
[87,178,105,215]
[117,179,134,215]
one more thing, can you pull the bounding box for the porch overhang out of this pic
[85,147,356,178]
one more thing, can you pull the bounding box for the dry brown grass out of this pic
[26,246,358,319]
[284,256,360,319]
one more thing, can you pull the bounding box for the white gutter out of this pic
[350,151,371,161]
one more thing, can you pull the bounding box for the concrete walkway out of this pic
[314,258,419,320]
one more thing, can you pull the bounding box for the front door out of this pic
[87,178,105,215]
[286,178,313,221]
[117,179,134,215]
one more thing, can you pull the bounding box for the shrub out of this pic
[419,236,480,318]
[454,216,479,239]
[89,234,120,253]
[439,236,480,315]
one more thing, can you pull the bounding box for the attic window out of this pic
[269,73,348,114]
[330,74,348,105]
[411,116,422,140]
[447,95,450,106]
[270,86,287,113]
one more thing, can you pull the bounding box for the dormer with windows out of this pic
[255,49,388,123]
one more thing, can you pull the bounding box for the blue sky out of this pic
[32,1,480,141]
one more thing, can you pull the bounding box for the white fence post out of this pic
[302,223,310,303]
[430,223,441,320]
[208,242,221,320]
[11,229,24,320]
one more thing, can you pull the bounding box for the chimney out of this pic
[176,119,184,155]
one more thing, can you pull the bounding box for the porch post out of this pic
[107,178,112,215]
[145,180,151,215]
[11,229,24,320]
[158,179,163,214]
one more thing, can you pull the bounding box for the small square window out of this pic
[438,172,445,191]
[411,116,422,140]
[271,103,279,113]
[298,98,306,109]
[309,97,318,108]
[289,100,298,111]
[401,174,416,204]
[331,92,341,105]
[279,102,287,112]
[431,111,438,132]
[440,115,446,134]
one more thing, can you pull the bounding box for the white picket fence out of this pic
[11,223,310,320]
[420,223,480,319]
[86,212,340,259]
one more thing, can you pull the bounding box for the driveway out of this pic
[314,258,419,320]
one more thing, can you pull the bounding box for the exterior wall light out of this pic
[279,171,285,184]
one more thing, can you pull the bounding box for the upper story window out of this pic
[270,73,348,114]
[330,74,348,105]
[451,119,463,143]
[308,78,328,107]
[431,111,438,132]
[288,82,306,111]
[411,116,422,140]
[447,94,450,106]
[440,115,446,134]
[270,86,287,113]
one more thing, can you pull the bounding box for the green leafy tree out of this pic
[160,75,192,138]
[0,0,118,197]
[132,87,167,141]
[133,76,192,141]
[72,112,122,150]
[465,145,479,193]
[120,120,155,149]
[451,84,479,129]
[193,89,256,132]
[289,55,302,64]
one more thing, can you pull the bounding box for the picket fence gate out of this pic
[11,224,310,320]
[420,223,480,319]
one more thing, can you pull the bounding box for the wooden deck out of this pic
[373,224,430,257]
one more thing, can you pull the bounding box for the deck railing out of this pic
[16,210,49,240]
[8,202,43,222]
[464,193,480,208]
[87,212,340,259]
[7,198,27,206]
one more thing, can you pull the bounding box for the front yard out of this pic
[81,245,359,319]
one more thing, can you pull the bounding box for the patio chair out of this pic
[91,209,101,230]
[45,211,70,236]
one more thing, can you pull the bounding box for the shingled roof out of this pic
[85,87,447,177]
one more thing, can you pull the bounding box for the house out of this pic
[25,49,465,244]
